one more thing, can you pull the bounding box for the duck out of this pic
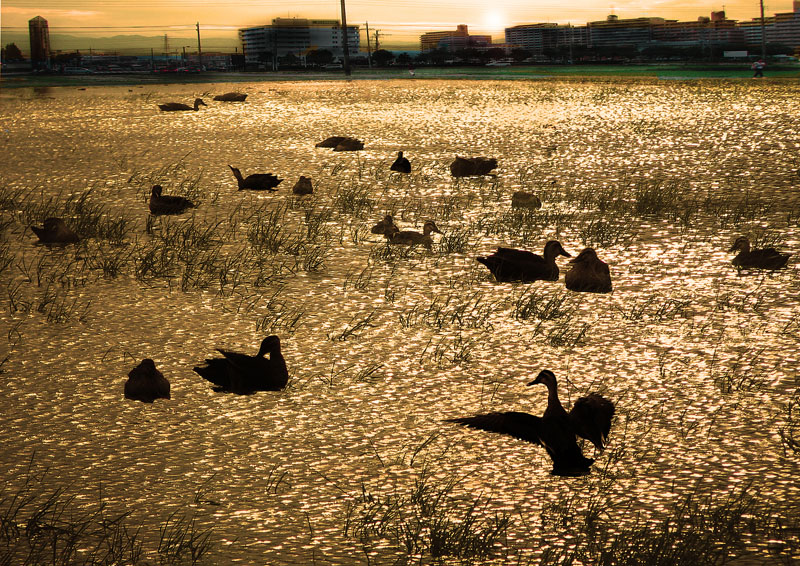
[292,176,314,195]
[386,220,442,250]
[158,98,206,112]
[370,214,398,235]
[564,248,612,293]
[447,369,615,477]
[728,236,790,270]
[124,358,170,403]
[390,151,411,174]
[213,92,247,102]
[315,136,364,151]
[148,185,195,215]
[193,335,289,394]
[477,241,571,282]
[450,156,498,177]
[31,217,79,244]
[511,191,542,209]
[229,165,283,191]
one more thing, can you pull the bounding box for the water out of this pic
[0,78,799,563]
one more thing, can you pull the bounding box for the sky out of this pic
[2,0,797,51]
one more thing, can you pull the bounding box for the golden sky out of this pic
[2,0,797,49]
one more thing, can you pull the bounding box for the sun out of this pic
[483,10,507,31]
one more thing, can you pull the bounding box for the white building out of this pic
[239,18,359,65]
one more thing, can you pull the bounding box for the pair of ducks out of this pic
[370,215,442,250]
[125,335,289,401]
[478,241,613,293]
[157,93,248,112]
[230,166,314,194]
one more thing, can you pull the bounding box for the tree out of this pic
[372,49,394,66]
[511,48,531,62]
[306,49,334,67]
[1,43,24,62]
[396,52,412,65]
[487,47,506,60]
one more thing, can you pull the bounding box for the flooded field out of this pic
[0,78,799,564]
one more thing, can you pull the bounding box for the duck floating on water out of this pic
[158,98,206,112]
[564,248,612,293]
[385,220,442,250]
[390,151,412,174]
[193,335,289,394]
[450,156,498,177]
[447,369,615,477]
[124,358,170,403]
[31,218,79,244]
[728,236,790,270]
[477,241,570,282]
[370,214,398,235]
[229,165,283,191]
[292,176,314,195]
[148,185,195,215]
[213,92,247,102]
[315,136,364,151]
[511,191,542,209]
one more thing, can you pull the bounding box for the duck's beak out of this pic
[560,249,572,258]
[527,375,543,386]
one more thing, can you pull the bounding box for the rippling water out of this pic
[1,79,799,563]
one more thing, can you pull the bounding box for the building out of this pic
[588,15,670,47]
[505,23,589,55]
[653,12,744,46]
[29,15,51,69]
[739,0,800,51]
[239,18,359,65]
[420,25,491,52]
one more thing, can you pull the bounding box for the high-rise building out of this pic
[239,18,359,65]
[739,1,800,50]
[420,25,491,52]
[505,23,589,55]
[29,15,51,69]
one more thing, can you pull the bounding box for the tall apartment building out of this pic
[239,18,359,64]
[739,0,800,50]
[28,16,51,69]
[505,23,589,54]
[587,15,668,47]
[420,25,491,52]
[654,11,744,45]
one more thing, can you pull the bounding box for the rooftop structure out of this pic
[420,25,491,52]
[239,18,359,65]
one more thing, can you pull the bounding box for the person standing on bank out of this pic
[752,59,765,78]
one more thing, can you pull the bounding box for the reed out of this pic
[514,289,577,321]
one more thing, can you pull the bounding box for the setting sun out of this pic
[483,10,507,31]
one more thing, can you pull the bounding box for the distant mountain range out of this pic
[2,32,241,55]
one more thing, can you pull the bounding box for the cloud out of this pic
[3,7,101,18]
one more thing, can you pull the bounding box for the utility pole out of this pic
[365,22,372,68]
[150,47,155,71]
[759,0,767,60]
[196,22,203,70]
[339,0,351,75]
[374,29,380,52]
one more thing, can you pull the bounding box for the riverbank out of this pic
[2,63,799,88]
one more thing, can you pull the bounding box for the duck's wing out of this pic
[446,411,544,445]
[569,393,615,451]
[494,247,545,263]
[193,358,232,390]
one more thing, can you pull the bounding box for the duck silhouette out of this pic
[229,165,283,191]
[564,248,612,293]
[477,241,570,282]
[193,335,289,394]
[447,369,615,477]
[729,236,790,270]
[158,98,206,112]
[124,359,170,403]
[31,218,79,244]
[213,92,247,102]
[292,176,314,195]
[385,220,441,250]
[148,185,195,215]
[511,191,542,209]
[370,214,398,235]
[450,156,498,177]
[315,136,364,151]
[390,151,411,174]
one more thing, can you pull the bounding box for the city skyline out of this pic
[2,0,798,50]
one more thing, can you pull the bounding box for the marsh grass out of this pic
[617,294,691,322]
[400,291,498,330]
[514,289,577,321]
[419,333,476,368]
[343,470,510,561]
[709,346,774,394]
[327,310,377,341]
[778,389,800,456]
[578,217,635,248]
[0,463,215,566]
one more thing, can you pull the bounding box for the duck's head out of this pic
[151,185,163,197]
[544,240,571,259]
[194,98,207,107]
[43,217,66,231]
[528,369,557,388]
[397,151,404,157]
[258,335,281,356]
[570,248,599,264]
[423,220,442,234]
[729,236,750,253]
[129,358,157,378]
